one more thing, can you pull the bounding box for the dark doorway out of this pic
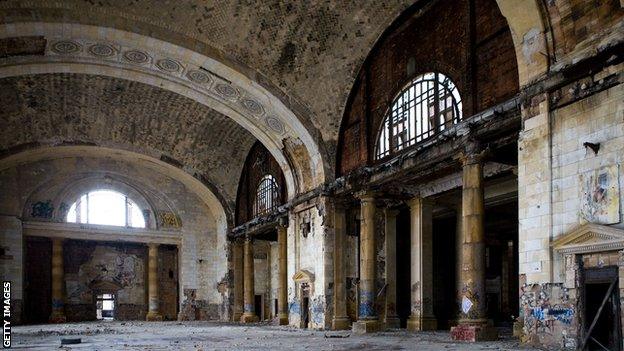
[302,296,310,329]
[583,267,622,351]
[254,294,262,320]
[396,207,411,328]
[432,213,457,329]
[24,236,52,324]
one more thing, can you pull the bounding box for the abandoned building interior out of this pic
[0,0,622,350]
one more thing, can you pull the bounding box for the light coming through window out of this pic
[66,190,146,228]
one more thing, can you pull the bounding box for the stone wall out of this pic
[518,77,624,347]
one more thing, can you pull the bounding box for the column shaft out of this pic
[232,240,244,321]
[49,238,66,323]
[384,208,400,328]
[352,193,381,333]
[146,243,163,321]
[458,161,486,324]
[277,225,289,325]
[241,237,259,323]
[407,198,437,331]
[332,205,350,330]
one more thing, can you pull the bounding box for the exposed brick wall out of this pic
[235,142,287,225]
[337,0,518,175]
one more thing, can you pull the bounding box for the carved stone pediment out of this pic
[553,223,624,254]
[292,269,315,283]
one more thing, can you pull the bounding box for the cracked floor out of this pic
[11,321,543,350]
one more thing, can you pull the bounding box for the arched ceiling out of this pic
[0,0,415,145]
[0,73,257,210]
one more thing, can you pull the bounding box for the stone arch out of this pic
[0,22,328,197]
[495,0,551,86]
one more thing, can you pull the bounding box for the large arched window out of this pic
[375,72,462,159]
[66,190,146,228]
[253,175,280,217]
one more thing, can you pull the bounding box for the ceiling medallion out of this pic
[123,50,150,64]
[156,58,181,73]
[51,40,81,54]
[265,116,285,134]
[241,98,264,116]
[186,70,212,84]
[214,83,240,100]
[88,43,116,58]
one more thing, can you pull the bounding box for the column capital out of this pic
[455,141,490,166]
[355,190,378,201]
[406,197,434,209]
[147,242,160,249]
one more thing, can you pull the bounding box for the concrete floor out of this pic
[12,321,542,350]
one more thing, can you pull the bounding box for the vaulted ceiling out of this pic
[0,73,257,207]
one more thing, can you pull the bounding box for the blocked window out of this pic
[253,175,280,217]
[66,190,146,228]
[375,72,462,159]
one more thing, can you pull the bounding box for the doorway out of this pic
[301,282,310,329]
[254,294,263,320]
[395,208,411,328]
[96,293,115,320]
[582,267,622,351]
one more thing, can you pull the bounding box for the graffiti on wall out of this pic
[31,200,54,218]
[579,164,620,224]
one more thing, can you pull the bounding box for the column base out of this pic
[232,312,243,322]
[240,313,259,323]
[146,311,163,321]
[407,316,437,331]
[331,316,351,330]
[384,316,401,329]
[49,312,66,323]
[352,319,382,334]
[275,314,289,325]
[450,323,498,342]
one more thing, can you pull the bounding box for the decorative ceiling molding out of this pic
[552,223,624,254]
[0,22,328,195]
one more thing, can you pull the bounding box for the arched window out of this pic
[66,190,146,228]
[253,175,280,217]
[375,72,462,159]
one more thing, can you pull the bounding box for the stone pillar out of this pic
[352,192,381,333]
[332,204,351,330]
[241,236,259,323]
[451,152,497,341]
[146,243,163,321]
[232,239,244,322]
[49,238,66,323]
[384,208,400,328]
[276,224,289,325]
[406,198,437,331]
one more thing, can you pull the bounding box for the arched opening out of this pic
[66,190,146,228]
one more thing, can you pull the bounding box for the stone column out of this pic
[406,197,437,331]
[232,239,244,322]
[49,238,66,323]
[352,192,381,333]
[332,204,351,330]
[146,243,163,321]
[384,208,400,328]
[451,151,497,341]
[241,236,259,323]
[276,224,289,325]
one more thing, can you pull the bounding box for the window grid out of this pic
[253,175,280,217]
[375,72,462,159]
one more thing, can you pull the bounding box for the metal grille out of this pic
[253,174,280,217]
[375,72,462,159]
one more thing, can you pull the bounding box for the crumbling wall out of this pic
[518,74,624,347]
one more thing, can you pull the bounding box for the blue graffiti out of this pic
[243,303,254,313]
[549,308,574,324]
[311,298,324,324]
[31,200,54,219]
[51,298,64,308]
[532,307,545,320]
[289,301,301,315]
